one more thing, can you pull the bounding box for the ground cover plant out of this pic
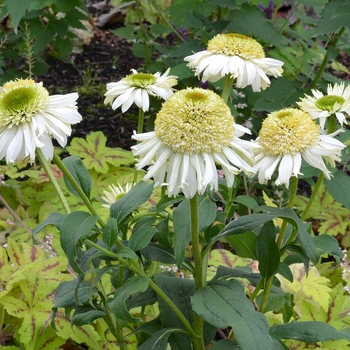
[1,0,350,349]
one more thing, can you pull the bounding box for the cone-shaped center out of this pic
[315,95,345,111]
[258,108,320,156]
[0,79,48,127]
[155,88,235,154]
[207,33,265,60]
[124,72,157,88]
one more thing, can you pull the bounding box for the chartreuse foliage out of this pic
[2,0,350,349]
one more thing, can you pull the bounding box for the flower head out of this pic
[254,108,345,187]
[0,79,82,163]
[184,33,284,92]
[297,83,350,129]
[131,88,258,198]
[101,183,133,208]
[104,68,178,112]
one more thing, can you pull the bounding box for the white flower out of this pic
[184,33,284,92]
[254,108,345,187]
[297,83,350,129]
[101,183,133,207]
[0,79,82,164]
[131,88,258,198]
[104,68,178,112]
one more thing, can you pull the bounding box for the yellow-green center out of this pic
[155,88,235,154]
[0,79,49,127]
[207,33,265,60]
[258,108,319,156]
[124,72,157,88]
[315,95,345,111]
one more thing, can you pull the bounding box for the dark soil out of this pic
[39,6,143,150]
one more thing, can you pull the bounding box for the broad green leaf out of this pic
[209,339,239,349]
[226,231,257,259]
[60,212,98,272]
[313,234,343,260]
[153,274,194,350]
[32,212,66,235]
[72,306,106,326]
[325,170,350,210]
[173,199,191,268]
[110,26,136,40]
[5,0,31,33]
[138,328,187,350]
[51,0,86,12]
[212,265,261,287]
[198,195,217,232]
[192,281,272,350]
[234,195,259,211]
[66,131,134,173]
[129,218,157,252]
[63,155,92,199]
[270,321,350,342]
[102,217,118,249]
[108,276,148,323]
[255,221,280,279]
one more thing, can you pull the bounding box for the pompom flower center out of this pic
[258,108,319,156]
[315,95,345,111]
[124,72,157,88]
[207,33,265,60]
[0,79,49,127]
[155,88,235,154]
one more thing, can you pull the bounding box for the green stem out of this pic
[53,153,106,229]
[221,75,235,104]
[84,239,197,339]
[190,194,205,350]
[259,176,298,313]
[309,27,345,90]
[36,149,71,214]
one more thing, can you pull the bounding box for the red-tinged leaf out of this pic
[66,131,134,173]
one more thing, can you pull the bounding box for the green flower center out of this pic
[155,88,235,154]
[207,33,265,60]
[124,72,157,88]
[315,95,345,111]
[0,79,49,127]
[258,108,319,156]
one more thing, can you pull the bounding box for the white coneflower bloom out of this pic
[254,108,345,187]
[297,83,350,129]
[131,88,258,198]
[184,33,284,92]
[101,183,133,207]
[104,68,178,112]
[0,78,82,163]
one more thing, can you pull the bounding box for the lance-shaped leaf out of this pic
[102,217,118,249]
[138,328,189,350]
[191,280,273,350]
[108,276,149,323]
[63,155,92,199]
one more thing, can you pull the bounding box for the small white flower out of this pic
[104,68,178,112]
[184,33,284,92]
[297,82,350,129]
[254,108,346,187]
[0,79,82,163]
[100,182,133,208]
[131,88,258,198]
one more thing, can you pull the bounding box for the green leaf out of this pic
[138,328,187,350]
[173,199,191,268]
[313,234,343,260]
[192,281,272,350]
[226,3,284,46]
[32,212,66,235]
[212,265,261,287]
[255,221,280,279]
[234,195,259,211]
[60,212,98,272]
[33,26,55,54]
[52,0,85,12]
[325,170,350,210]
[72,306,106,326]
[62,155,92,200]
[102,217,118,249]
[5,0,31,33]
[270,321,350,342]
[209,339,239,349]
[108,276,149,323]
[55,36,73,58]
[66,131,134,173]
[129,218,157,252]
[153,274,194,349]
[226,231,257,259]
[198,196,217,231]
[110,181,154,222]
[110,26,136,40]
